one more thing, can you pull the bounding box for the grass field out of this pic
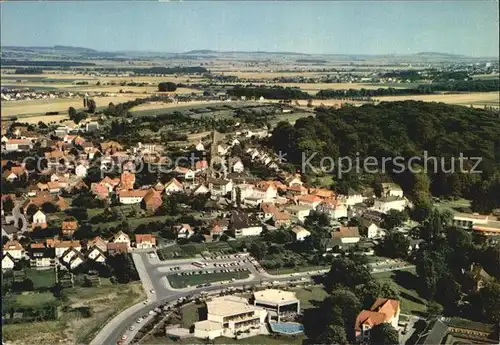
[167,270,251,289]
[374,92,499,107]
[373,268,428,315]
[2,282,145,345]
[266,265,329,276]
[25,268,57,289]
[157,241,237,260]
[10,291,58,308]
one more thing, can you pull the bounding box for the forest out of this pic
[269,101,500,212]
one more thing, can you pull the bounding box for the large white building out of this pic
[194,296,268,340]
[252,289,300,322]
[372,196,407,213]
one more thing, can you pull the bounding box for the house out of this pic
[286,184,308,196]
[208,219,229,238]
[3,166,27,181]
[194,295,268,340]
[142,189,163,212]
[292,225,311,241]
[2,253,15,270]
[284,205,311,223]
[135,234,156,249]
[120,171,136,190]
[4,138,32,152]
[195,160,209,172]
[284,175,303,187]
[107,242,129,255]
[118,189,149,204]
[86,246,107,263]
[112,231,131,249]
[174,224,194,239]
[381,183,404,198]
[217,145,228,156]
[338,189,364,206]
[332,226,360,244]
[295,194,323,209]
[61,247,85,269]
[75,163,88,177]
[192,184,209,195]
[3,240,24,260]
[195,141,205,151]
[316,199,347,219]
[453,213,490,229]
[208,178,233,197]
[355,298,400,343]
[29,243,56,269]
[359,218,381,239]
[174,166,195,180]
[32,210,48,229]
[230,158,244,173]
[230,211,263,238]
[87,236,108,253]
[309,188,335,199]
[273,210,292,228]
[91,182,110,200]
[62,220,78,237]
[53,240,82,258]
[23,193,69,213]
[164,178,184,194]
[372,196,407,213]
[47,181,62,194]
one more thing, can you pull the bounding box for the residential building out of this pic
[332,226,360,245]
[112,231,131,249]
[194,296,268,340]
[230,211,263,238]
[381,183,404,198]
[107,242,129,255]
[338,189,364,206]
[135,234,156,249]
[118,189,149,204]
[284,205,311,223]
[295,194,323,209]
[252,289,300,321]
[142,189,163,212]
[62,220,78,237]
[4,138,32,152]
[174,166,195,180]
[29,243,56,269]
[32,210,48,229]
[2,253,15,270]
[3,240,24,260]
[316,199,347,219]
[355,298,400,343]
[174,224,194,239]
[208,178,233,197]
[192,184,209,195]
[61,247,85,269]
[164,178,184,194]
[53,240,82,258]
[86,246,107,263]
[87,236,108,253]
[231,158,244,173]
[75,163,88,177]
[372,196,407,213]
[453,213,489,229]
[291,225,311,241]
[120,171,136,190]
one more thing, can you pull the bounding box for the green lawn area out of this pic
[179,302,203,328]
[167,270,250,289]
[292,285,329,309]
[158,241,238,260]
[434,198,471,213]
[373,268,428,315]
[25,268,57,289]
[12,292,58,308]
[266,265,329,276]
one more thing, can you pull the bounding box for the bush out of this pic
[158,82,177,92]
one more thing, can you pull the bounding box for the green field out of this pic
[292,285,329,309]
[266,265,329,276]
[373,268,428,314]
[25,268,57,289]
[157,241,242,260]
[167,270,251,289]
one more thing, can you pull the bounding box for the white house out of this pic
[292,226,311,241]
[174,224,194,239]
[3,240,24,260]
[355,299,400,343]
[209,178,233,197]
[372,196,408,213]
[86,247,107,263]
[231,158,244,173]
[75,164,88,177]
[32,210,47,228]
[338,189,364,206]
[2,253,15,270]
[112,231,131,249]
[195,142,205,151]
[164,178,184,194]
[4,139,32,152]
[231,211,263,238]
[135,234,156,249]
[118,189,148,204]
[381,183,404,198]
[284,205,311,223]
[192,184,210,195]
[217,145,229,156]
[54,241,82,258]
[316,200,348,219]
[174,166,195,180]
[332,226,360,245]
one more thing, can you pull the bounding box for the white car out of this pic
[136,317,143,323]
[150,289,155,294]
[129,326,135,331]
[148,310,155,315]
[121,335,128,340]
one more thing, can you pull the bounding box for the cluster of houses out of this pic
[1,231,156,271]
[0,87,118,102]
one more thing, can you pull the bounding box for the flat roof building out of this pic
[252,289,300,322]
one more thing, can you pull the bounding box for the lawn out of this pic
[2,282,146,345]
[292,285,329,310]
[157,241,237,260]
[266,265,329,276]
[12,292,58,308]
[373,268,428,315]
[25,268,57,289]
[167,270,251,289]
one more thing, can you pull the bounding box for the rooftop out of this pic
[253,289,298,304]
[206,295,261,317]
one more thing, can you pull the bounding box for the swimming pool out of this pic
[269,321,305,335]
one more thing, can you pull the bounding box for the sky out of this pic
[1,1,499,57]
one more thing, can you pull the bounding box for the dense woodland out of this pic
[270,101,500,212]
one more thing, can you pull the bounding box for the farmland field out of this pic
[374,91,499,107]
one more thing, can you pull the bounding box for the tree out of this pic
[356,280,400,308]
[2,198,14,213]
[235,187,242,208]
[316,325,347,345]
[479,282,500,323]
[68,107,77,120]
[324,258,371,290]
[41,202,59,214]
[382,210,408,230]
[369,323,399,345]
[249,242,268,260]
[379,232,410,259]
[158,82,177,92]
[26,204,39,217]
[87,99,97,113]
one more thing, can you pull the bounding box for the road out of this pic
[91,252,415,345]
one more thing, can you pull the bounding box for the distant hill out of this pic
[414,51,466,58]
[182,49,218,54]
